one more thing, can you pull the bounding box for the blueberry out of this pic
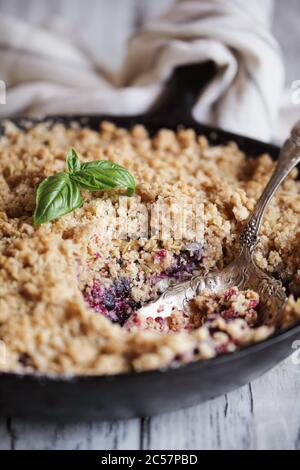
[83,278,139,326]
[114,277,131,297]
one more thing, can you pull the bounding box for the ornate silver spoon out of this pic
[138,122,300,325]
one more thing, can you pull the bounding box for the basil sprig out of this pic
[33,149,136,225]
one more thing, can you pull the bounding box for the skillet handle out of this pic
[149,61,216,122]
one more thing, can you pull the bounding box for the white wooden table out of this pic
[0,0,299,450]
[0,357,299,450]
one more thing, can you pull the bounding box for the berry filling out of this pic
[83,278,141,326]
[165,248,203,279]
[83,248,203,326]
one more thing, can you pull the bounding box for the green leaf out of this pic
[33,173,83,225]
[71,160,136,195]
[67,149,81,174]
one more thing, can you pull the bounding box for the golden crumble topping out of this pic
[0,120,300,376]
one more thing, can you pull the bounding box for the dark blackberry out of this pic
[102,290,116,311]
[18,353,34,368]
[113,303,130,326]
[128,299,141,311]
[115,299,141,326]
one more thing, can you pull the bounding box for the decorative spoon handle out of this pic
[240,122,300,254]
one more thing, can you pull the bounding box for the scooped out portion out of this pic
[82,248,203,326]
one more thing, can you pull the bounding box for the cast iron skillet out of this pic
[0,64,299,421]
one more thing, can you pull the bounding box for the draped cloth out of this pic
[0,0,284,141]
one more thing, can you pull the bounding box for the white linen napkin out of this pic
[0,0,284,141]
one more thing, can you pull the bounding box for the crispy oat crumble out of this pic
[0,120,300,376]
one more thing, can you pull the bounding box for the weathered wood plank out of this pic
[141,359,300,450]
[0,418,140,450]
[0,418,13,450]
[141,389,250,450]
[250,357,300,450]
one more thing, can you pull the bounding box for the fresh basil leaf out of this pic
[67,149,81,174]
[33,151,136,225]
[72,160,136,195]
[33,173,83,225]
